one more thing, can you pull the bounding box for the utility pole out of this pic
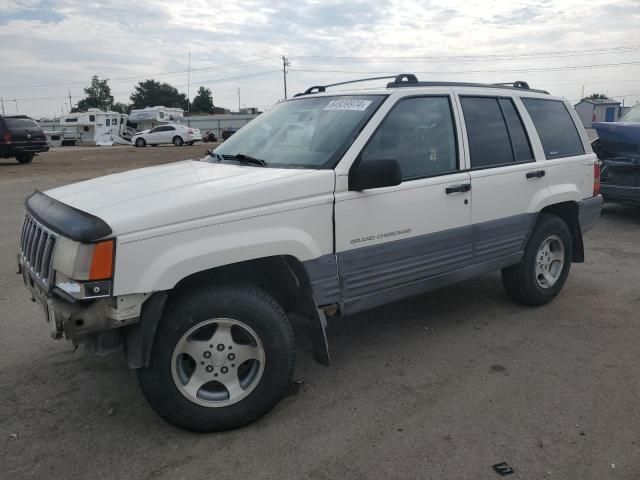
[187,51,191,126]
[282,55,290,100]
[14,100,18,115]
[0,97,4,115]
[237,88,241,112]
[68,90,73,112]
[581,85,585,100]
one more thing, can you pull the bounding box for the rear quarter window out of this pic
[521,98,585,159]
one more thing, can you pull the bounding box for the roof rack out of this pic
[296,73,549,96]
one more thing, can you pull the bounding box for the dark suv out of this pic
[0,115,49,163]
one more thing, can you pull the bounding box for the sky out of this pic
[0,0,639,119]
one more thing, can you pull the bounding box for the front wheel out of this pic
[173,136,184,146]
[137,284,295,432]
[502,213,573,306]
[135,138,146,147]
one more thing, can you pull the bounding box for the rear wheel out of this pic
[16,153,34,164]
[135,138,146,147]
[502,214,573,306]
[137,284,295,432]
[173,136,184,146]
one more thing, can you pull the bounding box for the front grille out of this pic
[20,214,58,288]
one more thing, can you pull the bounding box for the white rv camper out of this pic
[59,109,129,146]
[126,106,184,136]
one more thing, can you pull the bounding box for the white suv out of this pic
[131,123,202,147]
[18,74,602,431]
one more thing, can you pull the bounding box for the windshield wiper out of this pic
[222,153,268,167]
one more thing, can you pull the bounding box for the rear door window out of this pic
[461,96,533,169]
[521,98,585,159]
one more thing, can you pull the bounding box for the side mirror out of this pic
[349,158,402,191]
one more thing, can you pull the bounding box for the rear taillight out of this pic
[188,129,194,134]
[2,132,11,143]
[593,162,601,196]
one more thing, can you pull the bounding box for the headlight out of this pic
[53,238,114,281]
[52,238,114,299]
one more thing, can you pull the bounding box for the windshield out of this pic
[212,95,385,169]
[619,104,640,123]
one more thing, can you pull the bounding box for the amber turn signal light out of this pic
[89,240,114,280]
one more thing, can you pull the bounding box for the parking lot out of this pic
[1,147,639,479]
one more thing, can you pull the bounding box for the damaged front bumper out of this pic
[19,254,148,349]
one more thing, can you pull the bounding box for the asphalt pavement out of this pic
[1,146,639,479]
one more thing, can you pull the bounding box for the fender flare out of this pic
[123,292,168,369]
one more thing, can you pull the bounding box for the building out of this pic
[574,98,622,128]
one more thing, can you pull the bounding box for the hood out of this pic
[44,159,335,236]
[592,122,640,159]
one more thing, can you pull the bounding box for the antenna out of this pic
[187,51,191,127]
[282,55,290,100]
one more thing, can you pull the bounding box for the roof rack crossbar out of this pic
[492,81,531,90]
[298,75,397,96]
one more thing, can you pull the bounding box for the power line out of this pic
[0,57,278,90]
[2,69,283,102]
[3,44,640,92]
[290,61,640,76]
[293,45,640,63]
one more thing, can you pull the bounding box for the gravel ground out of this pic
[0,146,639,480]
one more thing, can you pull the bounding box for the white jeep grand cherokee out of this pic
[18,74,602,431]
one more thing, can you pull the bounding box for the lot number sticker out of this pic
[324,99,372,111]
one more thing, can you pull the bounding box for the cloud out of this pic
[0,0,639,118]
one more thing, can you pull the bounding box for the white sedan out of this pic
[132,124,202,147]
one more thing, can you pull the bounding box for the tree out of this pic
[111,102,129,114]
[75,76,114,111]
[582,93,610,101]
[129,79,188,110]
[190,86,214,114]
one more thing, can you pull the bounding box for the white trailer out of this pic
[59,109,129,146]
[126,106,184,135]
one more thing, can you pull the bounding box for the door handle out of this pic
[445,183,471,194]
[526,170,546,179]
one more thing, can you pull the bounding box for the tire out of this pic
[135,138,146,147]
[137,283,295,432]
[173,136,184,146]
[16,153,34,164]
[502,213,573,306]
